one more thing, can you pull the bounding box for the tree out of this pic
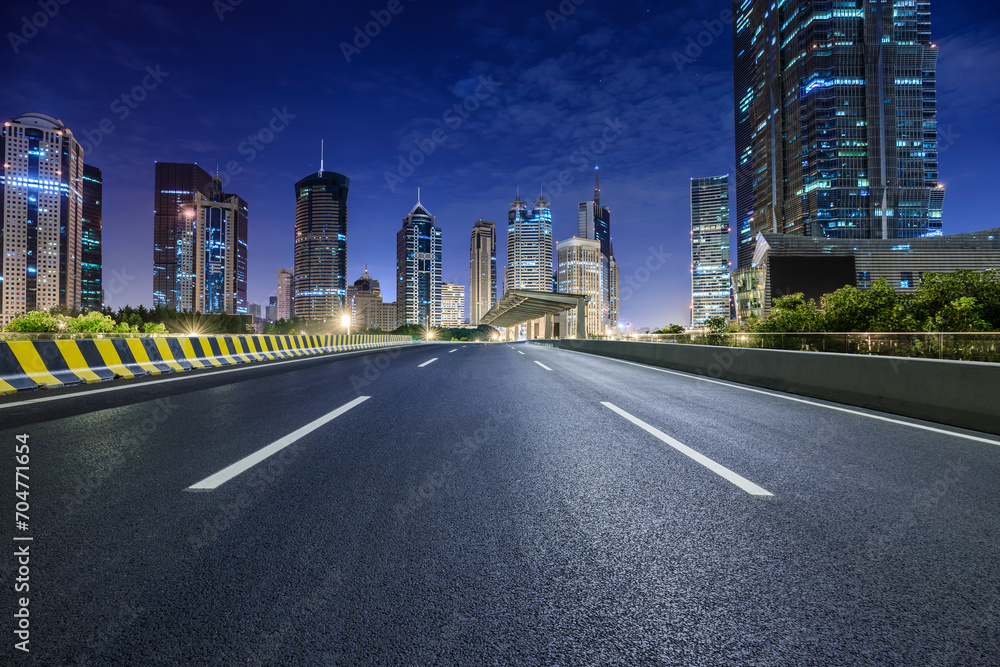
[4,311,58,332]
[756,293,823,332]
[911,270,1000,331]
[704,317,727,334]
[820,279,915,332]
[931,297,992,332]
[655,324,685,334]
[67,311,118,333]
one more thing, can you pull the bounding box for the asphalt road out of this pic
[1,341,998,666]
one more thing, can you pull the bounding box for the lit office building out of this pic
[734,227,1000,321]
[277,268,293,320]
[469,219,496,325]
[190,178,248,314]
[373,301,398,332]
[346,267,383,330]
[440,282,466,327]
[1,112,84,323]
[577,168,618,328]
[732,0,945,270]
[293,166,348,321]
[396,194,442,326]
[505,191,553,293]
[691,175,732,328]
[556,237,605,337]
[153,162,214,309]
[81,163,102,311]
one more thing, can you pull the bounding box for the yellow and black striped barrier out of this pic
[0,334,412,395]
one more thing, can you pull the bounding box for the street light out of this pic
[341,314,350,336]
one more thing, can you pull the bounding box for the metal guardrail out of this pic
[595,332,1000,363]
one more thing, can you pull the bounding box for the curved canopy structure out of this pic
[479,289,589,339]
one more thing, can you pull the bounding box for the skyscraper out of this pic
[81,163,103,311]
[346,267,382,329]
[556,237,604,337]
[154,164,247,313]
[153,162,213,309]
[505,191,553,293]
[691,175,732,328]
[732,0,945,269]
[293,164,348,321]
[396,193,442,326]
[577,168,618,327]
[577,168,611,259]
[192,177,248,314]
[1,112,84,324]
[440,282,465,327]
[277,268,293,320]
[469,219,496,325]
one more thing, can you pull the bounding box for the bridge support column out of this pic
[544,314,552,339]
[576,298,587,340]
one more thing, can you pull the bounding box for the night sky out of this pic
[3,0,998,328]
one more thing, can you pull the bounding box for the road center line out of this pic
[188,396,371,491]
[534,360,552,371]
[550,347,1000,447]
[602,402,773,497]
[448,349,458,353]
[418,358,439,367]
[517,350,525,355]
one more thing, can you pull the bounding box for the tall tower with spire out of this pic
[293,151,349,321]
[396,191,442,326]
[576,167,617,327]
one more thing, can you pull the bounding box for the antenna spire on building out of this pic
[417,187,421,203]
[319,139,324,176]
[594,166,600,209]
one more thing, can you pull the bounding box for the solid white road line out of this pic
[449,349,458,353]
[534,360,552,371]
[0,344,408,410]
[551,348,1000,447]
[602,402,773,497]
[188,396,370,491]
[418,358,439,367]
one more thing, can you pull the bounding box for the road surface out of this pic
[1,341,998,665]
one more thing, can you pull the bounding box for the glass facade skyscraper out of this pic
[732,0,945,269]
[505,192,553,293]
[1,112,84,323]
[193,178,247,314]
[577,168,618,327]
[469,219,496,325]
[293,168,348,321]
[396,195,442,326]
[154,163,246,313]
[691,175,732,328]
[81,163,103,311]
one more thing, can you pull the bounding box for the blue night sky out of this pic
[3,0,998,328]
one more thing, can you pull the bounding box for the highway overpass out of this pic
[1,341,997,664]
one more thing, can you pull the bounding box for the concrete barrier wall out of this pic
[535,339,1000,435]
[0,334,412,395]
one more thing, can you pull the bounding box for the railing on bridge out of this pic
[591,332,1000,363]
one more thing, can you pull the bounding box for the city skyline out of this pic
[2,0,997,328]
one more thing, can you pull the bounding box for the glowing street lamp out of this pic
[341,314,350,336]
